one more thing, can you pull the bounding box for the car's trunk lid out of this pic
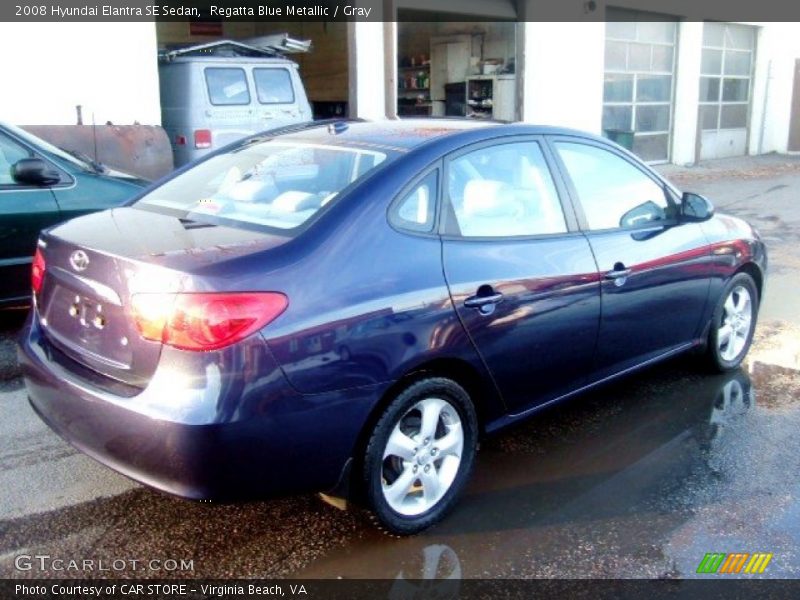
[37,207,291,387]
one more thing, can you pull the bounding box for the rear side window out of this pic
[205,68,250,106]
[390,170,438,233]
[134,141,390,231]
[254,68,295,104]
[445,141,567,238]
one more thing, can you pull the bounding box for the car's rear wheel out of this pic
[704,272,758,372]
[362,378,478,535]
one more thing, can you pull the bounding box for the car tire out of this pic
[704,272,759,372]
[362,377,478,536]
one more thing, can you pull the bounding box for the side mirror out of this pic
[12,158,61,186]
[680,192,714,222]
[619,200,666,228]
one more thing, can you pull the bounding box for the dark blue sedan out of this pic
[19,120,766,534]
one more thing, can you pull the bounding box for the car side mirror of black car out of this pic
[12,158,61,186]
[680,192,715,222]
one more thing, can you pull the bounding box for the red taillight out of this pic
[194,129,212,149]
[175,134,187,146]
[32,247,46,295]
[130,292,288,351]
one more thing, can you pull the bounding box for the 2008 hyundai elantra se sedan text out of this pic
[19,120,766,534]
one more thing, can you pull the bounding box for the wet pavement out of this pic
[1,155,799,580]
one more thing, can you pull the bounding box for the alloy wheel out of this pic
[380,397,464,516]
[717,285,753,362]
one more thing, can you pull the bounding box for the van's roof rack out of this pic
[159,35,311,62]
[244,34,313,55]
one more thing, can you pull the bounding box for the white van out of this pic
[159,40,313,167]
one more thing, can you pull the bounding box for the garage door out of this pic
[698,23,756,160]
[603,16,677,163]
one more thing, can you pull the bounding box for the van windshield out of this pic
[134,140,390,231]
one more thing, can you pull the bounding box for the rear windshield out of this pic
[134,140,390,231]
[254,68,295,104]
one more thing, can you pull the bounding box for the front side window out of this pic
[135,141,389,231]
[253,68,295,104]
[555,142,674,231]
[0,133,32,186]
[445,141,567,238]
[205,68,250,106]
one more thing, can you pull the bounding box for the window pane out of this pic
[632,134,670,162]
[605,41,627,70]
[722,78,749,102]
[205,68,250,106]
[0,134,33,185]
[636,105,670,133]
[725,24,755,50]
[699,104,720,130]
[607,21,636,40]
[391,171,437,232]
[651,45,674,72]
[448,142,566,237]
[724,50,751,76]
[555,142,671,230]
[637,22,675,44]
[720,104,748,129]
[699,77,721,102]
[701,49,722,75]
[703,22,725,47]
[253,69,295,104]
[636,75,671,102]
[604,74,634,102]
[628,43,651,71]
[603,105,633,131]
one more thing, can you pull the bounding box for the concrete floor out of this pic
[1,154,799,580]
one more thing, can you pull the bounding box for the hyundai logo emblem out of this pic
[69,250,90,272]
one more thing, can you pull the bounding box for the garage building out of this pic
[1,1,799,175]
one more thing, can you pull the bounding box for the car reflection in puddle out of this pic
[297,329,800,578]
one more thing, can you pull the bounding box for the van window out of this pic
[205,68,250,106]
[254,68,295,104]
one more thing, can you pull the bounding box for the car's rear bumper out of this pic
[19,314,379,500]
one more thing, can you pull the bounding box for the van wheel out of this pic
[362,378,478,536]
[704,272,759,372]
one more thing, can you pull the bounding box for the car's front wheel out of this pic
[705,272,759,372]
[362,377,478,535]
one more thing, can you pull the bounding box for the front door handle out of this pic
[604,268,632,280]
[605,262,632,286]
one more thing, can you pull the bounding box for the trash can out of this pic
[603,129,635,151]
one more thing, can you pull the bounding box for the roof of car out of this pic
[267,119,491,151]
[265,119,599,153]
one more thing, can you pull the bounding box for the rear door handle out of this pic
[464,292,504,308]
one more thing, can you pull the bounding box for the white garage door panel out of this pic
[700,129,748,160]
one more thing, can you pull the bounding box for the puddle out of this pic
[745,321,800,410]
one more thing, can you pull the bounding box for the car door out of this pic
[0,130,60,303]
[440,137,601,413]
[549,137,712,379]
